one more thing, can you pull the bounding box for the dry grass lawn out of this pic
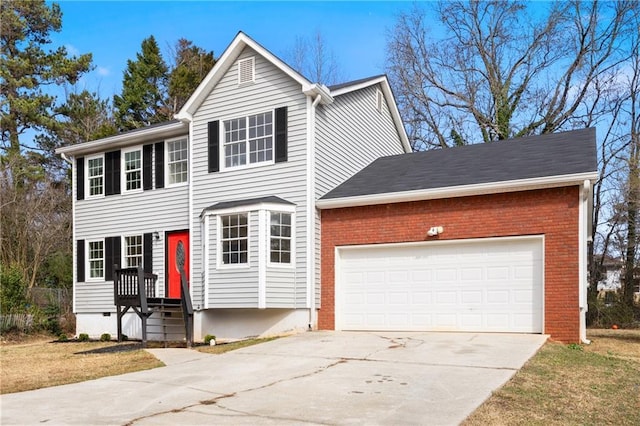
[464,329,640,425]
[0,334,279,395]
[0,337,163,394]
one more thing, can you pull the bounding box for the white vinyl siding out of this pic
[74,136,189,312]
[192,47,306,309]
[315,84,406,198]
[123,147,142,192]
[167,137,188,185]
[87,155,104,197]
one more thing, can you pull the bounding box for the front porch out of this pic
[114,265,193,347]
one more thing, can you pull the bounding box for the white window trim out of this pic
[86,238,105,282]
[220,110,275,172]
[122,234,144,269]
[122,146,143,194]
[267,211,295,269]
[85,154,105,199]
[238,56,255,85]
[165,136,189,187]
[217,212,251,269]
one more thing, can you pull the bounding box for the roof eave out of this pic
[316,171,599,209]
[55,121,188,156]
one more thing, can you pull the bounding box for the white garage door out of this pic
[336,237,543,333]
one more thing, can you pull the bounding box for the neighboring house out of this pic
[595,256,623,293]
[318,129,598,343]
[55,32,410,341]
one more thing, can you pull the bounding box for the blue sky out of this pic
[52,1,416,100]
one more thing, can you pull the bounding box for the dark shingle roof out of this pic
[328,75,386,92]
[321,128,597,200]
[201,196,294,216]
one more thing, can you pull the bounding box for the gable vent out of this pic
[238,57,255,85]
[376,89,384,113]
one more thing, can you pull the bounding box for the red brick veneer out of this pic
[319,186,580,343]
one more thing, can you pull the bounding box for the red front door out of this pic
[167,231,189,299]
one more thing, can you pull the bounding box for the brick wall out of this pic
[320,186,581,343]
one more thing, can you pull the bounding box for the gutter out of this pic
[317,171,599,210]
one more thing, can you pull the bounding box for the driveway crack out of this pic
[124,359,346,425]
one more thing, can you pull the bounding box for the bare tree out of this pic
[285,30,345,85]
[621,34,640,305]
[0,155,71,290]
[386,1,638,150]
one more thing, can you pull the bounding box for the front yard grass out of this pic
[0,335,279,395]
[464,329,640,425]
[0,337,164,394]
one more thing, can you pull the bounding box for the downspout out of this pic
[307,94,322,330]
[580,180,591,344]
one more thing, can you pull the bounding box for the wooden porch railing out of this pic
[113,265,193,347]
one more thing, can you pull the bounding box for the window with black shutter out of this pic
[275,106,288,163]
[208,121,220,173]
[105,150,121,196]
[155,142,165,188]
[76,157,85,200]
[143,144,153,190]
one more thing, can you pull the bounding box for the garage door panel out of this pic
[337,238,543,333]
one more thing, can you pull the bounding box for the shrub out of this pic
[0,264,28,315]
[100,333,111,342]
[588,295,636,328]
[58,333,68,342]
[204,334,216,344]
[121,334,128,341]
[78,333,89,342]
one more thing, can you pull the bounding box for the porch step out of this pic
[146,304,187,346]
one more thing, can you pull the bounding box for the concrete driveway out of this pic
[1,331,546,425]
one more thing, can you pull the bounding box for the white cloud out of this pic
[65,44,80,56]
[96,66,110,77]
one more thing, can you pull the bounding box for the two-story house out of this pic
[56,32,410,341]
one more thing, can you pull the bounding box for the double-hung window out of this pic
[223,111,273,168]
[167,138,188,185]
[123,148,142,192]
[124,235,143,268]
[87,155,104,197]
[220,213,248,265]
[88,240,104,279]
[269,212,291,264]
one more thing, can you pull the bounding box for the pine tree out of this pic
[168,38,215,114]
[113,35,170,131]
[0,0,92,156]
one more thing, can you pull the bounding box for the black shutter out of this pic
[76,157,85,200]
[105,150,121,196]
[275,107,288,163]
[208,120,219,173]
[155,142,164,189]
[143,144,153,190]
[77,239,85,282]
[143,233,153,273]
[105,236,121,281]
